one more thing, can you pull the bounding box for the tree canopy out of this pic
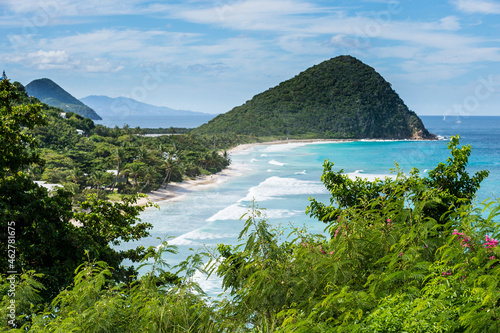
[194,56,436,140]
[2,77,499,332]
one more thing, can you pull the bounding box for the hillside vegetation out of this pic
[26,78,102,120]
[2,74,500,332]
[194,55,435,140]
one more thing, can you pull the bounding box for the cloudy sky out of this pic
[1,0,500,116]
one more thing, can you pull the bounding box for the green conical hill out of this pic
[193,55,435,140]
[26,78,101,120]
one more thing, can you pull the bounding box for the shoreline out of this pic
[135,137,446,207]
[135,139,344,207]
[134,165,242,207]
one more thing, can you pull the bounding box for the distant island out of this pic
[26,78,102,120]
[193,55,436,140]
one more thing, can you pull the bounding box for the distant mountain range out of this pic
[80,95,211,118]
[25,78,102,120]
[193,55,435,140]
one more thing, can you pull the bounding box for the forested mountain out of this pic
[193,55,435,140]
[3,70,500,332]
[80,95,212,117]
[25,78,102,120]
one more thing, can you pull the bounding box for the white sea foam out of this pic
[206,203,248,222]
[261,154,268,157]
[250,158,259,163]
[192,268,224,298]
[269,160,287,166]
[240,176,327,202]
[207,203,303,221]
[295,170,307,175]
[267,169,276,172]
[168,235,201,246]
[169,229,237,245]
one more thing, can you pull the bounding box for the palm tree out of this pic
[137,147,149,163]
[90,170,107,197]
[68,167,85,188]
[124,162,144,187]
[140,166,154,192]
[161,157,175,188]
[110,148,126,191]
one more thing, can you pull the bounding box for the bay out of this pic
[123,115,500,297]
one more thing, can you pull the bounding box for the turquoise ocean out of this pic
[122,116,500,296]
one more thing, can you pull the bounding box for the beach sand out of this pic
[134,166,242,207]
[134,143,254,207]
[134,139,348,207]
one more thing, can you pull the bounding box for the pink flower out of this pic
[453,230,472,248]
[484,235,499,249]
[489,256,496,260]
[398,252,403,256]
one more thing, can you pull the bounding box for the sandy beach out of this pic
[134,139,349,207]
[134,165,243,207]
[134,142,255,207]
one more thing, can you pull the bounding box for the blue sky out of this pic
[1,0,500,116]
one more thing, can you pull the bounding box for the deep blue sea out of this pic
[122,116,500,296]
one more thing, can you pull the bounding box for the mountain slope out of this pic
[25,78,101,120]
[80,95,211,117]
[193,55,435,140]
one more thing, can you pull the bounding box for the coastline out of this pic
[134,139,343,207]
[135,136,443,207]
[134,165,242,207]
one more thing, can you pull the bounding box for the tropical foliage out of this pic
[4,79,243,202]
[2,77,499,332]
[0,78,157,305]
[194,55,435,140]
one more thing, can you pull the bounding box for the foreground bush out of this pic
[2,136,499,332]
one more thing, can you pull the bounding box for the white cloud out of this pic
[32,29,202,63]
[438,16,461,30]
[27,50,77,70]
[1,0,148,16]
[172,0,329,31]
[452,0,500,14]
[7,49,125,73]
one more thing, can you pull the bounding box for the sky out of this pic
[1,0,500,116]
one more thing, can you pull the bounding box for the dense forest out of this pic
[9,79,247,204]
[2,77,500,332]
[194,55,435,140]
